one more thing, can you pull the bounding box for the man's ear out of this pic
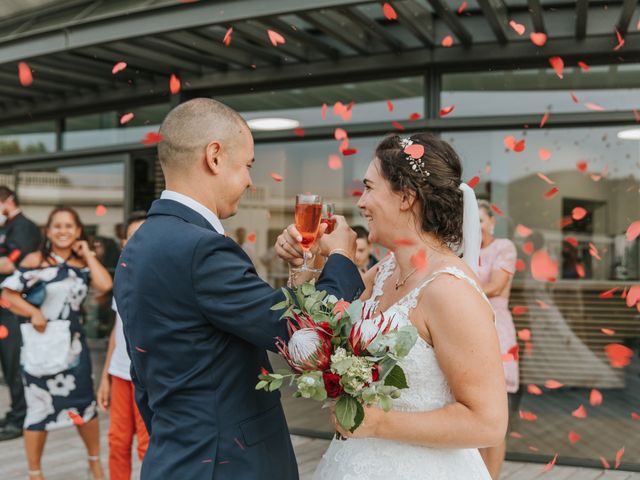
[399,189,417,212]
[204,140,223,175]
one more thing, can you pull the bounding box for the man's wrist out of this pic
[328,248,355,263]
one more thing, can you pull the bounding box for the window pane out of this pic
[445,126,640,468]
[442,64,640,116]
[0,121,56,156]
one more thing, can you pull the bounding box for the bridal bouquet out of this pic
[256,283,417,433]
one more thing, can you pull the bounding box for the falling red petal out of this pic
[516,224,532,237]
[530,32,547,46]
[341,148,358,156]
[578,61,589,71]
[518,328,531,341]
[18,62,33,87]
[68,411,85,426]
[590,388,603,406]
[223,27,233,46]
[409,112,421,121]
[503,136,516,150]
[626,285,640,307]
[531,249,558,282]
[514,139,525,152]
[391,121,405,130]
[111,61,127,74]
[411,250,428,271]
[585,102,605,111]
[120,112,134,125]
[0,325,8,339]
[382,3,398,20]
[539,111,550,128]
[509,20,525,36]
[625,220,640,241]
[510,431,524,439]
[600,457,611,469]
[95,205,108,217]
[467,176,480,189]
[386,100,394,112]
[549,56,564,79]
[267,30,286,46]
[321,103,327,120]
[604,343,633,368]
[544,187,559,199]
[490,204,504,216]
[560,217,573,228]
[522,242,534,255]
[538,148,551,161]
[334,127,348,140]
[141,132,163,145]
[568,432,581,444]
[563,237,577,249]
[599,287,617,299]
[614,29,625,51]
[247,233,257,243]
[512,305,528,315]
[576,160,588,172]
[631,412,640,421]
[519,410,538,421]
[571,92,579,103]
[527,384,543,395]
[270,173,284,182]
[169,74,181,94]
[293,127,305,137]
[544,380,563,389]
[572,404,588,419]
[135,346,147,353]
[328,154,342,170]
[543,454,558,472]
[441,35,453,47]
[537,173,555,185]
[457,1,468,14]
[438,105,455,117]
[615,447,625,469]
[536,299,550,309]
[515,259,526,271]
[571,207,588,221]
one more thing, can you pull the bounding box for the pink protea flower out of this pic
[349,307,393,356]
[276,312,332,373]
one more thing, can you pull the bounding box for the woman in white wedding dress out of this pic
[278,132,508,480]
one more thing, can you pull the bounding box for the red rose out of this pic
[372,364,380,382]
[323,372,343,398]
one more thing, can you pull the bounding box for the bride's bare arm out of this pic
[337,274,507,448]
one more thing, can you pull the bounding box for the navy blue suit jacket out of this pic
[113,199,364,479]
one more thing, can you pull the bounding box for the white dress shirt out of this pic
[160,190,225,234]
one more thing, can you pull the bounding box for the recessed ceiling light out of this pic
[617,128,640,140]
[246,117,300,131]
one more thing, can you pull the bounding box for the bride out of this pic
[276,132,507,479]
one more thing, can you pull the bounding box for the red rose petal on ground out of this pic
[519,410,537,421]
[411,250,428,271]
[515,259,526,271]
[530,32,547,46]
[409,112,421,120]
[512,305,528,315]
[351,190,363,197]
[112,61,127,74]
[568,432,581,444]
[382,3,397,20]
[604,343,633,368]
[590,388,603,406]
[539,111,550,128]
[545,380,563,389]
[0,325,8,339]
[538,148,552,161]
[466,175,481,189]
[328,154,342,170]
[223,27,233,46]
[386,100,394,112]
[509,20,525,36]
[490,204,504,216]
[600,456,611,469]
[441,35,453,47]
[18,62,33,87]
[391,121,405,130]
[95,205,107,217]
[625,220,640,241]
[516,224,532,237]
[528,384,543,395]
[169,74,181,94]
[522,242,534,255]
[267,30,286,46]
[572,404,587,419]
[404,144,425,159]
[578,61,589,71]
[543,454,558,472]
[438,105,455,117]
[615,447,625,469]
[68,411,85,426]
[120,112,134,125]
[544,187,559,199]
[531,249,558,282]
[572,207,588,221]
[518,328,531,341]
[549,56,564,79]
[270,173,284,182]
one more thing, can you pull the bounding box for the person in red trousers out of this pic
[97,211,149,480]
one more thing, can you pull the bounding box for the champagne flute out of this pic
[321,202,336,234]
[294,194,323,272]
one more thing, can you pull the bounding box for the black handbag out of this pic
[23,281,46,307]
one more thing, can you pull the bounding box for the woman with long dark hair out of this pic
[1,206,112,480]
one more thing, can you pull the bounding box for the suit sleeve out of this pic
[192,235,364,352]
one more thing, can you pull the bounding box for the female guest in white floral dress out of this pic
[1,207,112,480]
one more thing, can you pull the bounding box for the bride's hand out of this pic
[330,404,384,439]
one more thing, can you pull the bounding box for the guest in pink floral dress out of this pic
[477,200,519,480]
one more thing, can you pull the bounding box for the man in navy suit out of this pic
[113,98,363,479]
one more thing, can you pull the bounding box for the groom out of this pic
[113,98,364,479]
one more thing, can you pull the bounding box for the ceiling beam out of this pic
[232,21,309,62]
[261,17,340,59]
[425,0,473,46]
[389,0,434,47]
[163,31,256,69]
[76,46,176,76]
[196,27,283,65]
[108,41,203,74]
[339,6,406,52]
[298,10,370,55]
[576,0,588,40]
[26,59,113,87]
[616,0,638,36]
[134,37,229,71]
[476,0,509,44]
[527,0,546,34]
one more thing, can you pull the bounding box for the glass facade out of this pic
[0,121,56,156]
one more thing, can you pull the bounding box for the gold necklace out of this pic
[395,267,418,290]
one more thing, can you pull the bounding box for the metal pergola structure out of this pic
[0,0,638,130]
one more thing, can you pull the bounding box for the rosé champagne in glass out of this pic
[295,194,322,271]
[321,202,336,234]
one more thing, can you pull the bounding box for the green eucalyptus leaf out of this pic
[255,380,268,390]
[335,395,358,431]
[384,365,409,389]
[351,401,365,432]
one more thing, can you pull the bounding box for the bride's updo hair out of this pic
[375,132,464,247]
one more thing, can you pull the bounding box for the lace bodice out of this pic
[313,253,493,480]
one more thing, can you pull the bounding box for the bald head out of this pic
[158,98,249,171]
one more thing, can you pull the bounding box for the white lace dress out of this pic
[313,254,493,480]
